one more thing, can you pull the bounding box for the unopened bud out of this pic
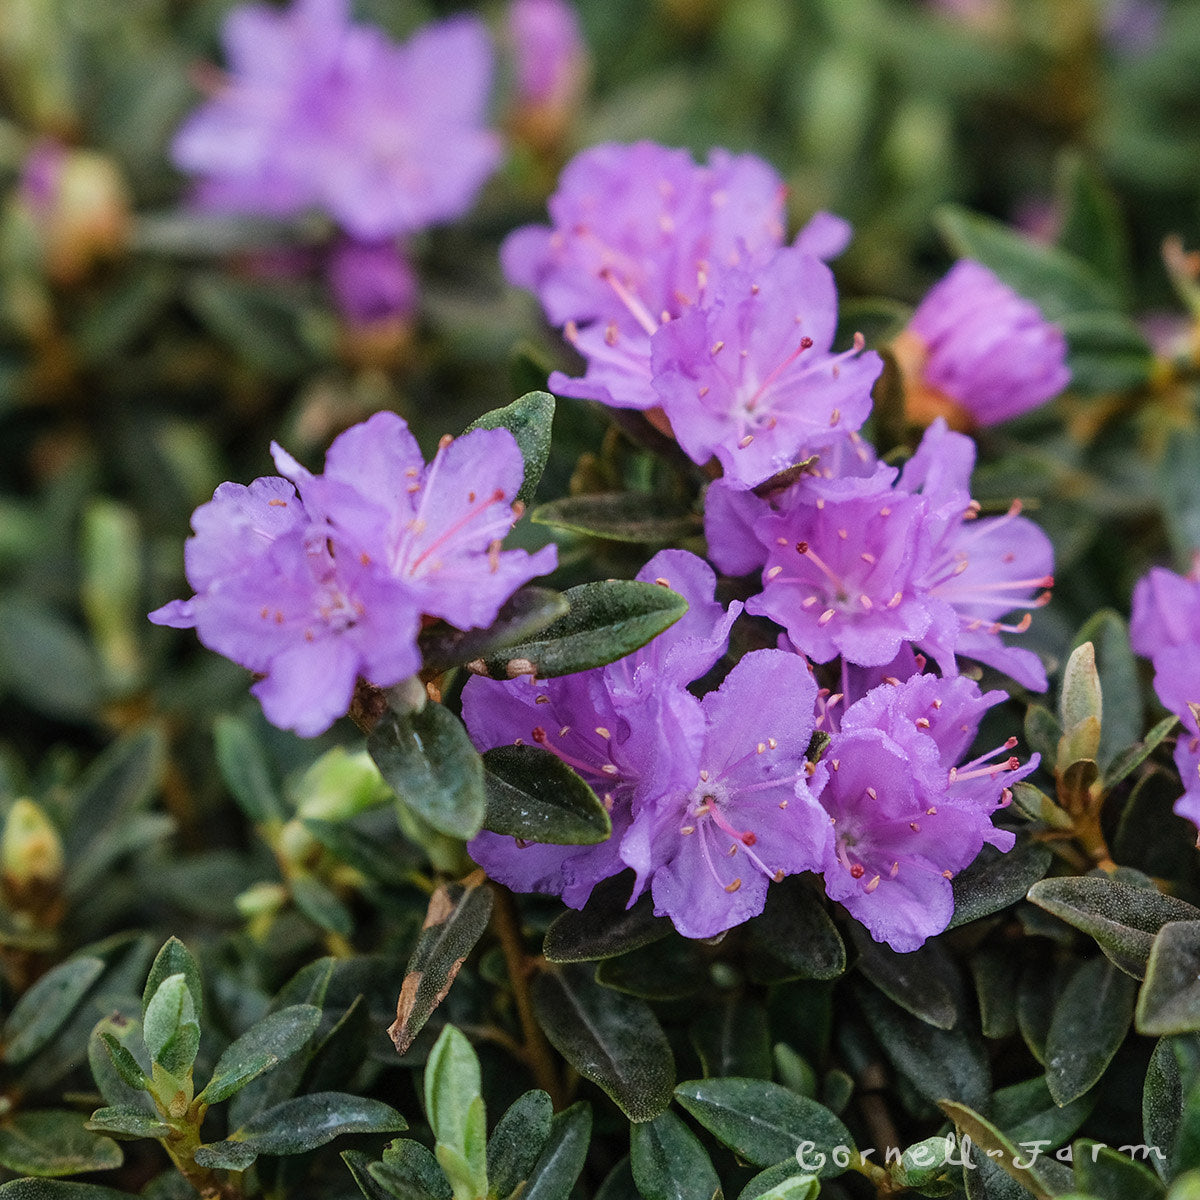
[2,798,64,910]
[292,747,390,823]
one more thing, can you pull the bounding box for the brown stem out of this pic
[489,883,566,1109]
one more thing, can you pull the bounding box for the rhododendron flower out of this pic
[895,259,1070,427]
[326,239,418,328]
[173,0,502,240]
[150,412,555,736]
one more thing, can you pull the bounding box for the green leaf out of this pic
[690,997,772,1080]
[418,588,569,676]
[213,714,285,823]
[487,1091,553,1200]
[424,1026,487,1200]
[940,1100,1071,1200]
[0,1184,136,1200]
[531,964,675,1123]
[746,875,846,983]
[1025,705,1064,765]
[2,956,104,1066]
[0,1110,123,1178]
[1027,877,1200,979]
[674,1077,852,1174]
[991,1075,1095,1151]
[1072,1139,1165,1200]
[341,1150,400,1200]
[97,1030,150,1094]
[630,1111,722,1200]
[369,700,486,840]
[737,1163,818,1200]
[84,1105,172,1139]
[1058,642,1104,771]
[531,493,700,545]
[380,1138,453,1200]
[522,1103,592,1200]
[1144,1038,1182,1180]
[971,946,1019,1040]
[595,937,707,1000]
[1044,955,1138,1105]
[1055,153,1131,298]
[935,204,1119,320]
[542,873,671,963]
[1138,922,1200,1036]
[1058,309,1153,395]
[481,745,611,844]
[0,598,105,722]
[291,874,354,936]
[1070,611,1143,770]
[479,579,688,679]
[851,928,963,1030]
[193,1141,259,1170]
[389,880,494,1055]
[141,937,203,1028]
[142,973,200,1078]
[199,1004,321,1103]
[1103,716,1179,793]
[210,1092,406,1165]
[465,391,555,506]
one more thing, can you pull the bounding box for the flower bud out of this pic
[1,798,65,914]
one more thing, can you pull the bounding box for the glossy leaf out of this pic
[630,1111,722,1200]
[1138,922,1200,1036]
[481,744,611,844]
[84,1105,172,1139]
[531,964,675,1123]
[746,876,846,982]
[2,956,104,1066]
[487,1090,553,1200]
[200,1004,321,1103]
[478,579,688,680]
[369,699,486,840]
[675,1077,851,1174]
[141,937,203,1027]
[1027,876,1200,978]
[465,391,555,506]
[522,1103,592,1200]
[940,1101,1073,1200]
[1073,1139,1165,1200]
[737,1164,818,1200]
[213,714,284,823]
[389,880,494,1054]
[143,973,200,1078]
[542,873,671,963]
[0,1110,123,1178]
[418,588,569,675]
[851,928,963,1030]
[1045,955,1137,1105]
[690,996,773,1080]
[531,493,700,545]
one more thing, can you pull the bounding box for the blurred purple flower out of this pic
[1103,0,1164,57]
[173,0,502,240]
[326,239,418,328]
[150,412,555,735]
[899,259,1070,426]
[508,0,586,109]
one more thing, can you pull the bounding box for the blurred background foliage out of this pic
[3,0,1200,1197]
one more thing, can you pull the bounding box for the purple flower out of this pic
[897,260,1070,427]
[326,239,418,328]
[464,548,741,907]
[649,247,880,489]
[621,649,831,939]
[150,412,555,736]
[508,0,586,111]
[817,671,1029,952]
[173,0,502,240]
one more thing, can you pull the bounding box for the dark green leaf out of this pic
[935,205,1119,320]
[0,598,104,722]
[0,1110,123,1177]
[487,1091,553,1200]
[481,745,611,844]
[531,964,675,1123]
[388,880,493,1055]
[1103,716,1179,792]
[851,928,963,1030]
[1044,955,1137,1105]
[630,1110,722,1200]
[84,1106,171,1139]
[737,1163,818,1200]
[690,997,773,1080]
[1024,706,1064,765]
[1144,1038,1182,1180]
[596,937,707,1000]
[200,1004,321,1103]
[213,714,284,823]
[291,874,354,936]
[370,699,486,839]
[142,973,200,1077]
[970,946,1019,1040]
[674,1077,852,1174]
[480,579,688,679]
[594,1156,638,1200]
[2,956,104,1066]
[97,1031,150,1094]
[90,1016,152,1109]
[531,493,700,544]
[522,1103,592,1200]
[1026,877,1200,979]
[0,1184,135,1200]
[303,817,418,887]
[1058,309,1153,395]
[193,1141,259,1171]
[141,937,203,1028]
[341,1150,400,1200]
[378,1138,453,1200]
[465,391,555,506]
[1138,922,1200,1036]
[418,588,569,676]
[746,876,846,983]
[940,1101,1070,1200]
[990,1076,1094,1150]
[542,873,671,963]
[856,983,990,1111]
[1055,153,1130,298]
[1072,1139,1165,1200]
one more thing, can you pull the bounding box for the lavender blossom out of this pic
[507,0,587,143]
[150,412,555,736]
[817,671,1030,952]
[326,239,418,328]
[896,260,1070,427]
[173,0,502,240]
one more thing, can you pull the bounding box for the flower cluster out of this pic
[1131,562,1200,828]
[502,141,879,489]
[150,412,556,737]
[173,0,503,328]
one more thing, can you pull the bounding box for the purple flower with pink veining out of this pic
[897,259,1070,427]
[150,412,555,736]
[173,0,502,241]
